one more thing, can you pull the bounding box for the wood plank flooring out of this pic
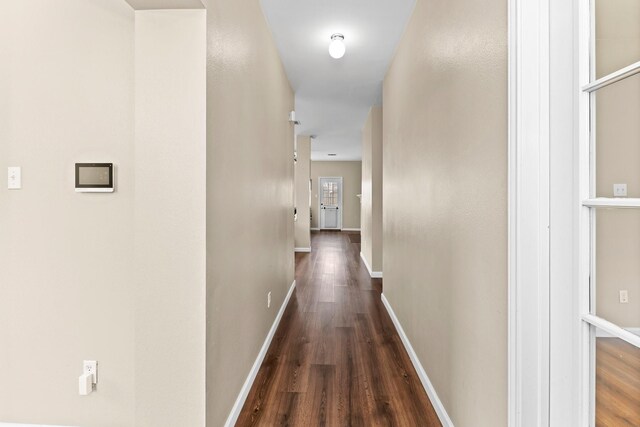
[596,337,640,426]
[236,231,441,426]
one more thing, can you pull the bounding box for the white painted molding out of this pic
[310,228,320,231]
[224,280,296,427]
[581,59,640,93]
[0,424,77,427]
[125,0,205,9]
[341,228,361,232]
[508,0,551,424]
[583,314,640,348]
[595,327,640,338]
[294,247,311,253]
[381,294,454,427]
[359,252,382,278]
[582,198,640,208]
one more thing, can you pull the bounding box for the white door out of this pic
[319,177,342,229]
[577,1,640,425]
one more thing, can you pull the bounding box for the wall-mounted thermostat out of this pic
[75,163,114,193]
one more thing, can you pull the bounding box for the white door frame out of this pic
[509,0,551,424]
[510,0,589,425]
[318,176,343,230]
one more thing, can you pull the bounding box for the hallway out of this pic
[237,231,441,426]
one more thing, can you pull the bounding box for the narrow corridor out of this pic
[237,231,441,426]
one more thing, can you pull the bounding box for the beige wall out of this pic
[310,161,362,230]
[134,10,206,426]
[595,0,640,328]
[0,1,136,424]
[295,136,312,249]
[0,3,208,426]
[361,106,383,272]
[205,0,295,424]
[382,0,508,425]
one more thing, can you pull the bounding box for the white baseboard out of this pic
[0,424,77,427]
[294,247,311,253]
[341,228,361,232]
[381,293,454,427]
[596,327,640,338]
[359,251,383,278]
[310,227,320,231]
[224,280,296,427]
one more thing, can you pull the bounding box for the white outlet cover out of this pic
[83,360,98,384]
[613,183,627,197]
[619,290,629,304]
[8,167,21,189]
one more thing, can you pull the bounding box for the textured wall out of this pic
[134,10,206,426]
[295,136,311,249]
[205,0,295,424]
[0,1,136,424]
[382,0,508,424]
[0,4,209,426]
[310,161,362,230]
[361,106,383,272]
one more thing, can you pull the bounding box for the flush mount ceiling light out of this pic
[328,34,346,59]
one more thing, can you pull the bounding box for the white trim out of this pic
[583,314,640,349]
[582,198,640,208]
[509,0,551,424]
[75,188,114,193]
[578,0,592,422]
[507,0,517,422]
[628,328,640,337]
[310,227,320,231]
[581,60,640,93]
[224,280,296,427]
[341,228,361,232]
[294,247,311,253]
[359,252,382,278]
[381,294,454,427]
[125,0,205,9]
[0,424,78,427]
[595,327,640,339]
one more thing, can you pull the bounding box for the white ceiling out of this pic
[260,0,415,161]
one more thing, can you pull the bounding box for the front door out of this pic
[319,177,342,230]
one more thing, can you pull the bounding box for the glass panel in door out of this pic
[594,326,640,426]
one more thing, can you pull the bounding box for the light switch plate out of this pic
[8,167,21,189]
[613,183,627,197]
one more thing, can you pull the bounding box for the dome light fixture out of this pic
[328,33,346,59]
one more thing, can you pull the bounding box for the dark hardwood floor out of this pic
[596,337,640,426]
[236,231,441,426]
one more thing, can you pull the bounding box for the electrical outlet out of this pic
[613,183,627,197]
[83,360,98,384]
[267,292,272,308]
[619,290,629,304]
[8,167,21,189]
